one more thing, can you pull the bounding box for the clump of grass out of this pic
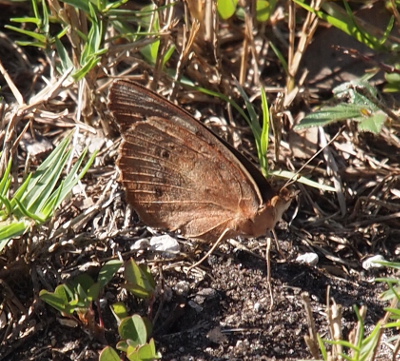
[0,133,96,252]
[303,261,400,361]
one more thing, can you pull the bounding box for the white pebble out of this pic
[362,255,386,270]
[296,252,319,266]
[150,235,180,257]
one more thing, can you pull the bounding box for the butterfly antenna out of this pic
[282,127,343,189]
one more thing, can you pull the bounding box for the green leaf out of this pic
[55,148,97,210]
[137,339,161,360]
[72,274,95,294]
[126,344,140,361]
[98,259,123,289]
[111,302,129,322]
[10,174,32,208]
[119,315,148,347]
[13,198,46,223]
[16,134,72,213]
[217,0,239,19]
[41,0,50,34]
[297,76,388,133]
[123,259,155,299]
[116,340,129,352]
[39,284,71,314]
[14,41,47,49]
[269,40,288,75]
[317,333,328,360]
[141,39,160,65]
[375,261,400,270]
[0,194,12,216]
[234,82,263,167]
[384,68,400,93]
[296,102,387,133]
[40,182,64,219]
[75,283,89,304]
[359,323,381,359]
[124,338,161,361]
[256,0,277,22]
[145,338,161,359]
[295,104,372,129]
[162,44,176,66]
[99,346,122,361]
[0,133,96,252]
[87,282,101,301]
[80,3,103,62]
[358,112,386,133]
[73,55,102,80]
[105,0,131,13]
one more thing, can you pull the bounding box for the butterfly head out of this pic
[245,187,296,238]
[271,187,297,224]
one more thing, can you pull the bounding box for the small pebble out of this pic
[188,300,203,312]
[253,302,262,312]
[362,255,386,270]
[174,281,190,296]
[296,252,319,266]
[149,235,180,257]
[131,238,150,250]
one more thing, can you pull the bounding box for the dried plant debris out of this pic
[0,1,399,360]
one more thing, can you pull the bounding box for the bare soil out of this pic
[0,227,395,361]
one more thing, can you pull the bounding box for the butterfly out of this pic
[109,80,293,244]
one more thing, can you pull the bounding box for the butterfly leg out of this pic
[186,228,231,274]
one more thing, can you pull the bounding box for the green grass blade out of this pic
[259,87,270,176]
[293,0,389,50]
[58,0,91,13]
[55,38,74,74]
[40,181,64,219]
[4,25,47,43]
[9,17,41,25]
[269,41,288,75]
[0,160,12,197]
[10,173,33,216]
[50,148,97,210]
[271,170,336,192]
[22,150,71,214]
[0,220,30,252]
[13,198,45,223]
[0,195,12,216]
[18,135,72,212]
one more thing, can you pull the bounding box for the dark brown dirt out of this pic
[0,227,393,361]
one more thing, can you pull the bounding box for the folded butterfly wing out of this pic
[109,80,289,242]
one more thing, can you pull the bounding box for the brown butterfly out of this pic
[109,80,293,243]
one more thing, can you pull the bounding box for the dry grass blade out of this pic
[287,0,322,91]
[302,292,320,359]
